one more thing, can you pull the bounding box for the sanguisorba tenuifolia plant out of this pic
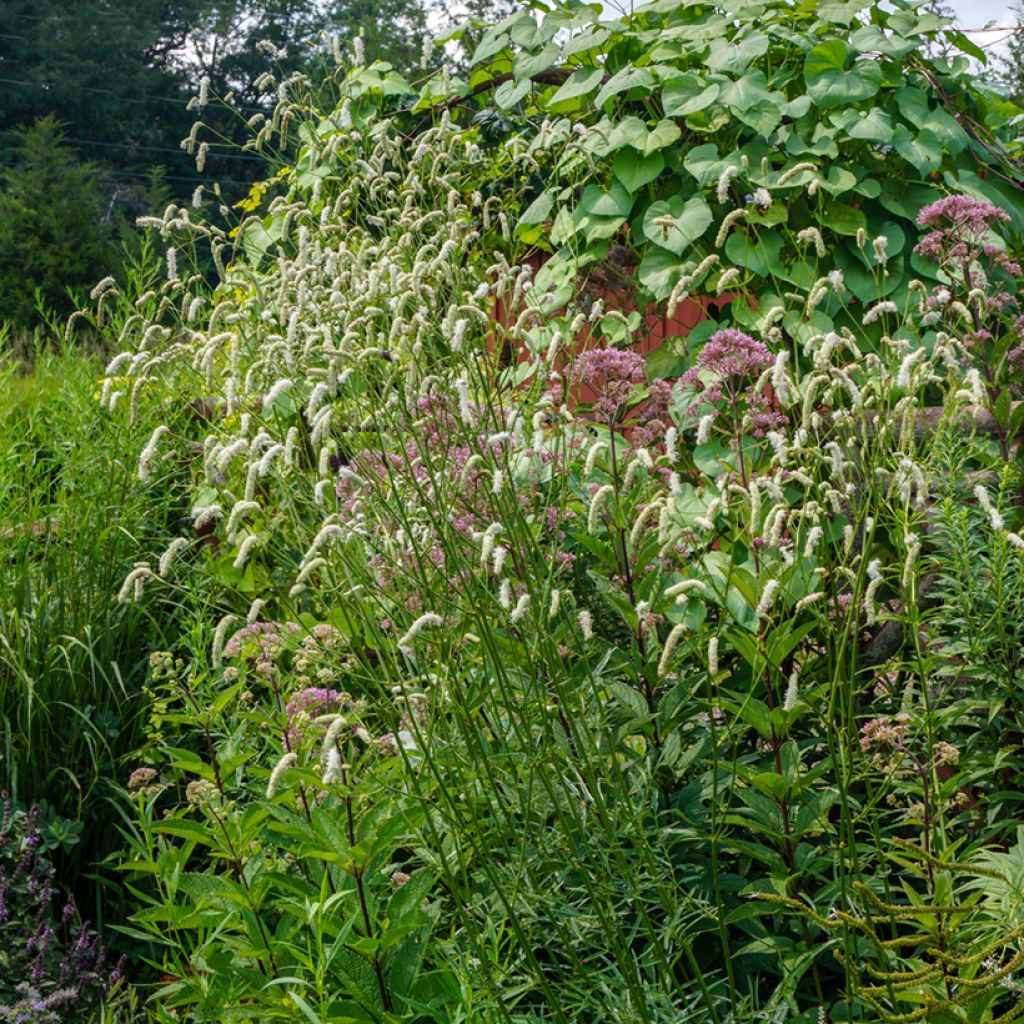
[70,1,1024,1021]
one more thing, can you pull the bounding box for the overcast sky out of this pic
[947,0,1013,25]
[947,0,1018,56]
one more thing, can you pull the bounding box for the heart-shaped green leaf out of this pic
[581,179,634,218]
[613,150,665,193]
[662,75,721,117]
[893,128,943,174]
[804,41,882,109]
[642,194,713,255]
[519,191,553,226]
[548,66,604,105]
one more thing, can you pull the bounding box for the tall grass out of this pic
[0,343,186,908]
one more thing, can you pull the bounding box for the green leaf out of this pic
[705,31,769,73]
[594,66,655,108]
[563,25,612,58]
[818,201,866,236]
[642,194,713,255]
[638,118,682,156]
[586,115,647,156]
[513,42,559,81]
[717,72,783,136]
[387,869,435,925]
[471,30,510,65]
[509,13,558,49]
[717,68,771,110]
[519,190,554,226]
[610,681,649,719]
[724,230,784,277]
[850,24,917,58]
[548,66,604,105]
[750,771,791,801]
[835,246,903,301]
[637,248,692,300]
[817,0,866,24]
[893,128,943,174]
[662,75,720,117]
[832,107,893,144]
[894,86,931,128]
[947,28,986,62]
[581,179,634,218]
[613,149,665,192]
[816,165,857,195]
[153,819,218,847]
[494,77,532,109]
[804,40,882,109]
[683,142,726,186]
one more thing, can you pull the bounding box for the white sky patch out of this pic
[597,0,1020,61]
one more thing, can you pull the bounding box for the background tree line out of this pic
[0,0,505,333]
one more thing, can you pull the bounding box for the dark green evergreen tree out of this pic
[0,117,116,329]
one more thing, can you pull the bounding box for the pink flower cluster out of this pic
[915,194,1018,275]
[224,621,302,677]
[916,195,1010,233]
[577,347,647,421]
[678,328,784,438]
[285,686,352,744]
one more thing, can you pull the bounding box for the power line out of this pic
[0,127,266,163]
[0,74,266,114]
[0,153,256,188]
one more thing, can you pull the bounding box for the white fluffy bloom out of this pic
[896,348,925,390]
[158,538,189,578]
[588,484,614,534]
[664,427,678,463]
[266,752,297,799]
[755,579,780,618]
[510,592,531,624]
[696,414,714,446]
[117,563,153,603]
[263,378,292,409]
[579,610,594,641]
[398,612,443,652]
[233,534,262,569]
[974,484,1005,531]
[861,300,898,326]
[716,165,739,204]
[658,623,689,677]
[90,276,116,301]
[783,669,800,711]
[138,425,170,482]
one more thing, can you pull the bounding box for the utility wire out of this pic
[0,127,267,162]
[0,74,266,114]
